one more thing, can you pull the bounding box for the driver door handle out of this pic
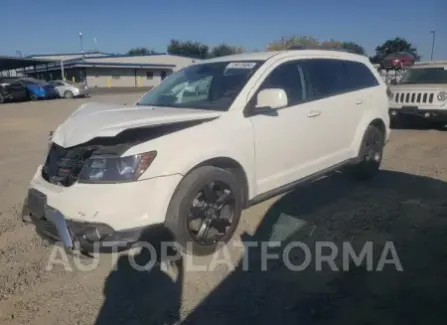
[307,110,321,117]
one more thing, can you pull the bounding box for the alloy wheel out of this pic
[187,181,235,245]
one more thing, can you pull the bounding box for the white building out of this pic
[25,51,200,88]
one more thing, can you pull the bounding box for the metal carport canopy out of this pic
[0,55,56,71]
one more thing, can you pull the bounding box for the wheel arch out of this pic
[352,116,388,157]
[180,156,251,208]
[369,118,387,138]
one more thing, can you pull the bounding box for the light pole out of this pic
[79,32,84,58]
[430,30,436,61]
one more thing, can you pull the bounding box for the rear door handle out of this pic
[355,99,364,105]
[307,110,321,117]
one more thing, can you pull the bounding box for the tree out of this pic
[267,36,320,51]
[167,39,209,59]
[127,47,156,56]
[210,44,244,58]
[321,39,344,50]
[371,37,420,63]
[340,41,366,55]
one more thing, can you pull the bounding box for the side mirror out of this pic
[389,78,398,85]
[256,88,288,110]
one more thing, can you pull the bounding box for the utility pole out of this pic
[430,30,436,61]
[79,32,84,59]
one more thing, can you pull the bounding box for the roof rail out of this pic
[287,45,358,54]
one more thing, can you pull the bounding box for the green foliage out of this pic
[340,42,366,55]
[127,47,156,56]
[267,36,320,51]
[371,37,420,63]
[266,36,366,56]
[209,44,244,58]
[167,39,209,59]
[321,39,344,50]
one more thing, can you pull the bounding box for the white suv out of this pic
[25,50,390,255]
[388,61,447,127]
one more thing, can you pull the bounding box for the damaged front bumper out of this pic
[24,166,182,251]
[24,189,151,250]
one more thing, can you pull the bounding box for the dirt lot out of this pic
[0,94,446,325]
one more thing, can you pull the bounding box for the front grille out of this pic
[394,91,435,104]
[42,143,93,187]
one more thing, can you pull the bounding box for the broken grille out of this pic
[42,143,93,187]
[394,92,435,104]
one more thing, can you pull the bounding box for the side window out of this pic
[343,61,379,90]
[299,59,347,100]
[250,61,306,108]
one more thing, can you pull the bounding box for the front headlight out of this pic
[437,91,447,101]
[78,151,157,183]
[386,87,393,99]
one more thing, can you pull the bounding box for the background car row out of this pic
[0,77,89,104]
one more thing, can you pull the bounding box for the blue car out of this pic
[20,78,60,100]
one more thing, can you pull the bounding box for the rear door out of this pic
[298,59,379,167]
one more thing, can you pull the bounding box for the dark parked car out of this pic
[380,52,416,70]
[0,77,29,103]
[19,78,59,100]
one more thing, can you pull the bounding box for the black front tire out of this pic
[349,125,385,180]
[165,166,243,256]
[0,93,4,104]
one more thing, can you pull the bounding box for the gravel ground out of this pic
[0,94,446,325]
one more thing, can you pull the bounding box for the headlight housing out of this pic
[78,151,157,183]
[437,91,447,102]
[386,87,393,99]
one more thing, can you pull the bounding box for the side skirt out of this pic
[245,158,358,208]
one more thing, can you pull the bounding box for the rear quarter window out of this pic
[343,61,379,91]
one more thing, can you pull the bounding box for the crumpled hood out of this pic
[51,102,222,147]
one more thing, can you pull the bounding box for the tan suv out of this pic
[388,61,447,127]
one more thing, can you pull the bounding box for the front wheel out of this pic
[165,166,243,256]
[348,125,385,180]
[64,91,74,99]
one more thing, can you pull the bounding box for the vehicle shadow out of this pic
[181,170,447,325]
[94,225,184,325]
[391,118,446,131]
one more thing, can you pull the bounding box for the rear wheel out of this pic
[29,92,38,101]
[349,125,385,180]
[165,166,243,256]
[64,91,74,99]
[0,93,4,104]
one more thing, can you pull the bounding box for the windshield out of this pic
[399,67,447,84]
[136,61,263,111]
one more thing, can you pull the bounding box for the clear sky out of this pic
[1,0,445,60]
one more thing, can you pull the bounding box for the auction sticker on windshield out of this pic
[225,62,257,69]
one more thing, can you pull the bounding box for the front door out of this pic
[247,60,329,195]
